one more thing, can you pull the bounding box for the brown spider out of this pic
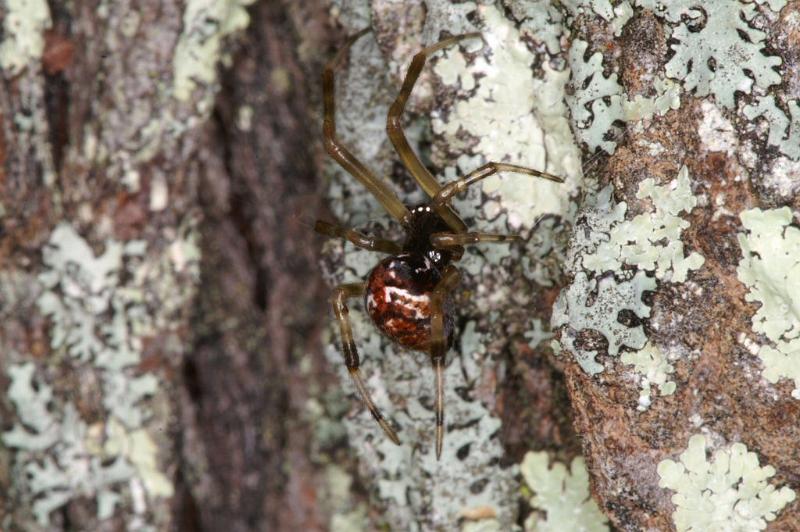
[316,30,563,459]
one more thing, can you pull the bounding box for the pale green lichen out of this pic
[520,451,609,531]
[323,310,515,529]
[323,465,368,532]
[553,168,701,379]
[4,222,199,525]
[524,318,554,350]
[657,434,796,531]
[173,0,255,101]
[554,44,680,155]
[552,270,656,375]
[582,166,705,283]
[504,1,565,55]
[104,418,175,498]
[736,207,800,398]
[743,96,800,161]
[566,39,623,154]
[621,77,681,123]
[657,1,783,110]
[753,0,789,11]
[432,4,581,231]
[561,0,634,36]
[0,0,51,76]
[3,364,139,525]
[561,0,616,21]
[620,341,676,410]
[3,362,60,451]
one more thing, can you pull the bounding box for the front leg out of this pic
[432,162,563,211]
[315,220,401,254]
[430,231,521,248]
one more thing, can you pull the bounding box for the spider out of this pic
[316,29,563,459]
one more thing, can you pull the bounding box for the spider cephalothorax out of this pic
[316,30,563,459]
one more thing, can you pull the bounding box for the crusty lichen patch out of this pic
[322,308,515,529]
[0,0,51,76]
[657,434,796,531]
[552,167,701,376]
[744,95,800,162]
[4,222,200,526]
[736,207,800,399]
[553,270,656,375]
[4,363,140,526]
[620,341,676,410]
[520,451,609,531]
[431,3,581,231]
[659,1,783,110]
[173,0,255,101]
[581,166,705,283]
[552,166,702,394]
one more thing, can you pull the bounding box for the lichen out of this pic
[736,207,800,399]
[37,224,128,364]
[173,0,255,101]
[619,341,676,411]
[4,222,199,525]
[322,310,515,529]
[657,434,796,531]
[525,318,554,350]
[0,0,51,76]
[503,0,565,55]
[3,362,60,452]
[432,4,581,231]
[520,451,609,531]
[581,166,705,283]
[658,1,783,110]
[3,364,138,526]
[565,39,623,154]
[743,95,800,162]
[323,465,368,532]
[621,77,681,122]
[552,270,656,375]
[697,101,738,156]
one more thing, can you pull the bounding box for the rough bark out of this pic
[1,0,799,531]
[1,0,347,530]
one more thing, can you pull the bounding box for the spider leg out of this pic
[332,282,401,445]
[428,265,462,460]
[324,30,411,224]
[315,220,402,254]
[432,162,564,210]
[387,33,484,233]
[431,232,521,248]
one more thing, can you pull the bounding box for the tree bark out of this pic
[1,1,799,531]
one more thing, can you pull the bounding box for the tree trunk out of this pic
[1,1,798,531]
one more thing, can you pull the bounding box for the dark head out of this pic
[401,204,457,270]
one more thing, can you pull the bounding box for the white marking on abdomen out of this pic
[382,286,430,320]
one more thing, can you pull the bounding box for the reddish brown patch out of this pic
[42,31,75,75]
[364,254,452,352]
[113,190,148,240]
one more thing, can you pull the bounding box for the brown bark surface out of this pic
[2,1,799,531]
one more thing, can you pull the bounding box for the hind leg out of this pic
[331,282,400,444]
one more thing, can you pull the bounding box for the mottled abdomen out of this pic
[365,254,454,352]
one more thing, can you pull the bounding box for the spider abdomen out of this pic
[365,254,454,352]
